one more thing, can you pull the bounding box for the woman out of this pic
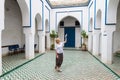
[55,34,67,72]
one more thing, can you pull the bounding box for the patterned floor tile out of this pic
[0,50,119,80]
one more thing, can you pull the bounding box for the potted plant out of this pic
[50,30,58,50]
[81,30,88,51]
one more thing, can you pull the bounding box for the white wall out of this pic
[32,0,42,32]
[0,0,4,30]
[2,0,24,55]
[75,28,81,48]
[58,28,64,42]
[17,0,30,26]
[50,7,88,32]
[89,0,94,31]
[45,6,50,28]
[107,0,119,24]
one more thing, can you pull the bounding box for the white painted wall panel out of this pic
[75,28,81,48]
[58,28,64,42]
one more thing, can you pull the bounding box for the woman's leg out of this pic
[55,54,61,69]
[57,54,63,72]
[58,54,63,68]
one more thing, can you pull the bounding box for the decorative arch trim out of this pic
[55,10,83,31]
[88,0,101,32]
[96,9,102,29]
[16,0,30,27]
[94,0,101,30]
[23,0,44,29]
[35,13,42,30]
[88,0,93,32]
[45,19,49,33]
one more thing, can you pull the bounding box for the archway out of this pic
[88,18,93,52]
[58,16,81,48]
[35,13,42,53]
[96,10,102,56]
[17,0,29,26]
[2,0,25,74]
[2,0,23,56]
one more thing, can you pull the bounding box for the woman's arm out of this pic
[64,38,67,43]
[64,34,67,43]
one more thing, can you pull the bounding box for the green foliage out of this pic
[50,30,58,38]
[50,44,54,50]
[81,30,88,51]
[81,30,88,38]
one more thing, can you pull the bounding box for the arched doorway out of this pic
[35,13,42,53]
[2,0,23,56]
[58,16,81,48]
[88,18,93,52]
[1,0,26,74]
[96,10,102,56]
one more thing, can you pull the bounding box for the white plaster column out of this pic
[38,31,45,53]
[0,30,2,75]
[23,28,35,59]
[0,0,5,75]
[46,33,50,50]
[88,32,93,52]
[92,30,101,55]
[101,26,115,64]
[75,28,80,48]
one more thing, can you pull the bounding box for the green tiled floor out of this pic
[0,50,119,80]
[2,53,40,73]
[96,54,120,77]
[108,56,120,75]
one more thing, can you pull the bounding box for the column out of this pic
[38,31,45,53]
[101,26,115,64]
[23,28,35,59]
[46,33,50,50]
[0,30,2,75]
[0,0,5,75]
[92,30,101,55]
[75,28,80,48]
[88,32,93,52]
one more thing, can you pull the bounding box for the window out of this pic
[75,21,80,26]
[60,21,64,26]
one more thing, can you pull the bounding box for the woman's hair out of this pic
[55,38,60,44]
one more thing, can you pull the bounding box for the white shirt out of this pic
[55,42,64,54]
